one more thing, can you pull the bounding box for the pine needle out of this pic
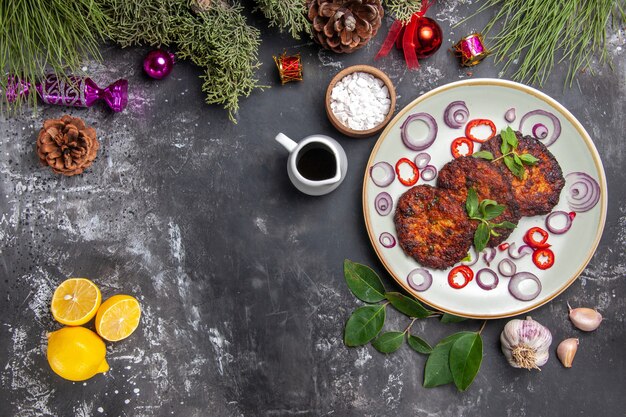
[474,0,625,86]
[0,0,106,111]
[254,0,309,39]
[385,0,423,23]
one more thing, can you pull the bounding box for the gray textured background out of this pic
[1,1,625,416]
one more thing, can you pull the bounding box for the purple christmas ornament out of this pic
[5,74,128,112]
[143,49,175,80]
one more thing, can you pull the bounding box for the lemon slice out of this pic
[95,295,141,342]
[51,278,102,326]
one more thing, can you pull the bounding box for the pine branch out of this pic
[96,0,264,122]
[384,0,422,23]
[255,0,309,40]
[0,0,107,111]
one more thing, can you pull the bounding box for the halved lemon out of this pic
[51,278,102,326]
[95,295,141,342]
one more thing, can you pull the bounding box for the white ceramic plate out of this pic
[363,79,607,319]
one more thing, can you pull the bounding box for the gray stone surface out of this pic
[1,1,625,416]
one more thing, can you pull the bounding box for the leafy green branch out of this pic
[473,127,539,179]
[343,259,483,392]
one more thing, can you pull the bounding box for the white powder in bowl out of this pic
[330,71,391,131]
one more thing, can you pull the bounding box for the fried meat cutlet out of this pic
[436,156,521,246]
[394,185,475,269]
[480,131,565,216]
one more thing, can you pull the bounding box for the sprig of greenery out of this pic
[96,0,264,122]
[385,0,423,23]
[474,127,539,179]
[0,0,107,111]
[465,188,516,252]
[343,260,484,392]
[469,0,625,86]
[254,0,309,40]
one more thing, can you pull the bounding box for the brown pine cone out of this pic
[36,115,99,176]
[307,0,384,53]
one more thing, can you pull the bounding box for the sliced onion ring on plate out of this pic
[507,242,534,259]
[379,232,396,248]
[545,210,573,234]
[519,109,561,147]
[565,172,601,212]
[509,272,542,301]
[400,112,438,151]
[420,165,437,181]
[498,258,517,277]
[532,123,549,139]
[374,192,393,216]
[476,268,499,290]
[370,162,395,187]
[407,268,433,292]
[504,108,516,123]
[483,247,496,266]
[443,101,469,129]
[414,152,431,169]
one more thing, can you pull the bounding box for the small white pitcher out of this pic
[275,132,348,196]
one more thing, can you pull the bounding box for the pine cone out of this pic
[307,0,383,53]
[36,115,99,176]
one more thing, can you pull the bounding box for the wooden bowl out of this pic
[325,65,396,138]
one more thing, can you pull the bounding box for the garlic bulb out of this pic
[568,303,602,331]
[500,316,552,370]
[557,338,579,368]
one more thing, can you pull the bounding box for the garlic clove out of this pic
[568,303,603,331]
[557,338,579,368]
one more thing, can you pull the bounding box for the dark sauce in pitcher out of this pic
[296,143,337,181]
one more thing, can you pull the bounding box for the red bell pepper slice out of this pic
[448,265,474,289]
[465,119,497,143]
[498,242,510,251]
[451,137,474,158]
[523,227,551,249]
[533,248,555,270]
[395,158,419,186]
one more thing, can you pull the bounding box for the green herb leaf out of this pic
[385,292,431,319]
[372,331,405,353]
[478,199,498,218]
[449,332,483,391]
[500,137,511,154]
[503,155,525,179]
[466,188,479,218]
[344,305,386,347]
[495,221,518,229]
[440,313,468,323]
[344,260,386,303]
[408,334,433,354]
[502,127,518,148]
[519,153,540,165]
[460,253,472,263]
[483,204,506,220]
[472,150,494,160]
[513,153,522,167]
[473,223,491,252]
[423,332,472,388]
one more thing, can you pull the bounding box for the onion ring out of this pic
[504,108,516,123]
[545,210,573,234]
[407,268,433,292]
[420,165,437,182]
[482,247,496,266]
[370,162,395,187]
[379,232,396,248]
[374,192,393,216]
[507,242,534,260]
[509,272,542,301]
[414,152,431,169]
[400,112,438,151]
[532,123,549,139]
[519,109,561,147]
[565,172,601,212]
[476,268,499,291]
[497,258,517,277]
[443,101,470,129]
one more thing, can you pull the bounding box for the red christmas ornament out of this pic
[375,0,442,69]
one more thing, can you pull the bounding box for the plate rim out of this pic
[362,78,608,319]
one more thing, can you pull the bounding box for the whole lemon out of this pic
[47,327,109,381]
